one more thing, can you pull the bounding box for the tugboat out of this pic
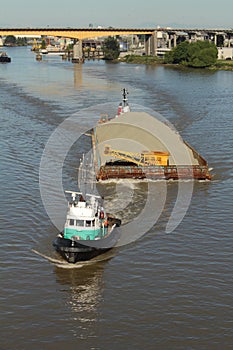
[0,51,11,63]
[53,191,121,263]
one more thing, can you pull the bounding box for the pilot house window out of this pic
[76,220,85,226]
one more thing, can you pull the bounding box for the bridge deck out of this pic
[1,27,233,40]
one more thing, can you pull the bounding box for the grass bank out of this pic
[119,55,163,65]
[210,60,233,71]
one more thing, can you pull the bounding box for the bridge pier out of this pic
[72,40,84,63]
[214,34,217,46]
[145,31,157,56]
[227,34,232,47]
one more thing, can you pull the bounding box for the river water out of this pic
[0,47,232,350]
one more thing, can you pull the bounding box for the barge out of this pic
[91,89,212,181]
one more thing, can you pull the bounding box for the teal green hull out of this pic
[64,227,107,240]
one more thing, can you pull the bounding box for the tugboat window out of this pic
[86,220,91,227]
[69,219,75,225]
[76,220,84,226]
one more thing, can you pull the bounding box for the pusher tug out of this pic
[53,191,121,263]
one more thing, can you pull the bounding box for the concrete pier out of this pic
[72,40,84,63]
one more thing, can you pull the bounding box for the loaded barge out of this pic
[91,89,212,181]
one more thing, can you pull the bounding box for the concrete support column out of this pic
[147,33,155,56]
[145,33,158,56]
[149,34,154,55]
[214,34,217,46]
[145,31,158,56]
[188,33,192,43]
[173,34,177,47]
[72,40,84,63]
[168,34,172,49]
[153,30,158,56]
[145,34,151,55]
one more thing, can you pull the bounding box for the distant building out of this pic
[119,41,128,52]
[218,47,233,60]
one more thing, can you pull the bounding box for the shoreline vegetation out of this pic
[118,41,232,71]
[118,54,233,71]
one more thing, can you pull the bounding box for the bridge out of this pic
[0,27,154,40]
[0,27,155,60]
[1,27,233,60]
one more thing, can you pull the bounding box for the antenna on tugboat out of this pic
[86,193,101,199]
[122,88,129,107]
[65,190,83,195]
[65,190,83,201]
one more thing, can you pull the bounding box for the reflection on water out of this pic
[54,263,105,338]
[73,64,83,89]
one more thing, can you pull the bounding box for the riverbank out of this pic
[210,59,233,71]
[119,55,233,71]
[119,54,163,65]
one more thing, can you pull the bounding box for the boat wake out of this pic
[31,248,115,268]
[32,249,69,265]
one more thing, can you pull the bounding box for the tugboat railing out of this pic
[65,190,100,199]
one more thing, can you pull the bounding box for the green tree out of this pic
[16,37,27,46]
[65,43,74,52]
[187,41,218,67]
[102,37,120,60]
[41,39,46,49]
[4,35,17,46]
[164,40,218,68]
[163,50,174,64]
[173,41,189,64]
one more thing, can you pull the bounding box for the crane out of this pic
[104,145,169,166]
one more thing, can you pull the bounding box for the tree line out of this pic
[103,38,218,67]
[3,35,27,46]
[164,40,218,68]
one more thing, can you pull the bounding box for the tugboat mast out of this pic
[117,88,130,116]
[122,88,129,107]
